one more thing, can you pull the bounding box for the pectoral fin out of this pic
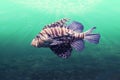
[50,43,72,59]
[50,40,63,45]
[71,40,85,51]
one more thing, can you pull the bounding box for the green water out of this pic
[0,0,120,80]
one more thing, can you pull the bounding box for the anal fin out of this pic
[71,40,84,51]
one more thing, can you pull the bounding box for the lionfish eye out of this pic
[36,35,40,38]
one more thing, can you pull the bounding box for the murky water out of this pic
[0,0,120,80]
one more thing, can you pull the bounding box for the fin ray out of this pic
[68,21,84,32]
[50,43,72,59]
[71,40,84,51]
[84,27,100,44]
[43,18,69,29]
[84,34,100,44]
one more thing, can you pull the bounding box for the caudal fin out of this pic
[84,27,100,44]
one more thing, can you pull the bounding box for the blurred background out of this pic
[0,0,120,80]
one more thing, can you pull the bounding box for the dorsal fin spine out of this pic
[43,18,69,29]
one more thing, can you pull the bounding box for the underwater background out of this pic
[0,0,120,80]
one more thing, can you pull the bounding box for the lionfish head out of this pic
[31,36,44,47]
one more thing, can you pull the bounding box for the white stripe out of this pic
[46,28,52,35]
[49,28,54,37]
[68,29,74,35]
[65,27,69,35]
[58,27,61,36]
[51,27,56,37]
[55,27,59,36]
[58,27,60,36]
[53,28,57,37]
[40,34,46,41]
[41,30,46,34]
[61,27,64,35]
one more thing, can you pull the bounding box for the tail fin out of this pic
[84,27,100,44]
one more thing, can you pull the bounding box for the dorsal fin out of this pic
[68,21,84,32]
[43,18,69,29]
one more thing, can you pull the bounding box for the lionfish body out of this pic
[31,18,100,59]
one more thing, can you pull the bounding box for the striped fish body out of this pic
[31,18,100,59]
[39,27,84,45]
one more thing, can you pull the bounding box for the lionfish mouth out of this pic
[31,39,38,47]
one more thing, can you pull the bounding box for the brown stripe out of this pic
[38,37,43,43]
[80,33,84,39]
[52,28,56,37]
[80,33,82,38]
[56,22,60,26]
[45,28,50,36]
[66,28,69,34]
[39,33,45,41]
[40,32,44,37]
[83,33,84,39]
[63,27,66,35]
[63,18,67,22]
[58,27,61,36]
[51,28,54,37]
[68,29,72,34]
[60,19,64,24]
[78,33,81,38]
[61,27,63,36]
[41,29,48,40]
[54,27,58,36]
[37,33,42,40]
[53,28,56,36]
[43,29,47,34]
[50,28,53,35]
[82,33,84,39]
[64,28,67,35]
[53,28,56,37]
[47,28,52,35]
[68,28,70,34]
[57,27,60,35]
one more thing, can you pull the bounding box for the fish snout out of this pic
[31,39,38,47]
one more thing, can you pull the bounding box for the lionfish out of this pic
[31,18,100,59]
